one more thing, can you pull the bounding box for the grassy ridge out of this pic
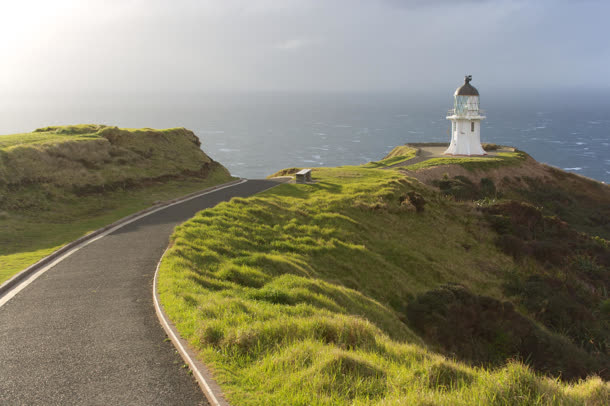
[159,166,608,405]
[0,125,101,149]
[0,124,215,188]
[364,145,418,168]
[0,125,233,283]
[406,151,527,171]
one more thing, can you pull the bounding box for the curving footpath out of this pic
[0,179,279,405]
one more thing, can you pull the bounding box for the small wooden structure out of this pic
[296,169,312,183]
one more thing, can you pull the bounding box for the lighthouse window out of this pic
[471,122,475,132]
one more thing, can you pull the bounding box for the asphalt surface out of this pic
[0,179,279,405]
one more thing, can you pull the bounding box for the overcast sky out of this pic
[1,0,608,94]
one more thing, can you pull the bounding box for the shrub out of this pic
[479,177,497,198]
[406,283,606,380]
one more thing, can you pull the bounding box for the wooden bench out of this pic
[296,169,312,183]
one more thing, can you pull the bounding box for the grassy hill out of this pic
[158,147,609,405]
[0,125,233,283]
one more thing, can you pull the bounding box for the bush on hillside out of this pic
[433,175,498,201]
[482,200,610,359]
[406,283,607,381]
[504,272,609,358]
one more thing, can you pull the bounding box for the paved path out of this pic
[0,179,279,405]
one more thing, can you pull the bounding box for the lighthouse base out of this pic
[444,135,486,156]
[444,152,487,156]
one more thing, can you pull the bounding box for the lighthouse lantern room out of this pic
[445,75,486,156]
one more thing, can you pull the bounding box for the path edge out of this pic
[153,248,230,406]
[0,178,244,298]
[151,178,288,405]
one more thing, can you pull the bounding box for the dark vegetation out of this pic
[420,155,610,381]
[432,169,609,240]
[407,283,607,381]
[482,201,609,364]
[432,175,497,201]
[509,172,610,240]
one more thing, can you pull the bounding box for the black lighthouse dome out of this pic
[455,75,479,96]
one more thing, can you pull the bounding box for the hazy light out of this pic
[0,0,608,94]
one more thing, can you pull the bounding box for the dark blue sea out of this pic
[1,91,608,183]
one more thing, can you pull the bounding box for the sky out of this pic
[0,0,609,94]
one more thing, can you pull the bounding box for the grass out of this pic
[0,124,104,147]
[364,145,418,168]
[0,173,232,284]
[0,125,213,187]
[158,165,608,405]
[0,130,100,149]
[406,151,527,171]
[0,125,233,283]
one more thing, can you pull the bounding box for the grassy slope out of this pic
[159,165,608,405]
[364,145,418,168]
[0,125,233,283]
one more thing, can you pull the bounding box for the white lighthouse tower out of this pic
[445,75,486,156]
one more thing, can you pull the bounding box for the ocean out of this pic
[1,91,608,183]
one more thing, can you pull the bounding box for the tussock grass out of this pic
[0,125,233,283]
[159,166,607,405]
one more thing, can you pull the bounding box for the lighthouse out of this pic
[445,75,486,156]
